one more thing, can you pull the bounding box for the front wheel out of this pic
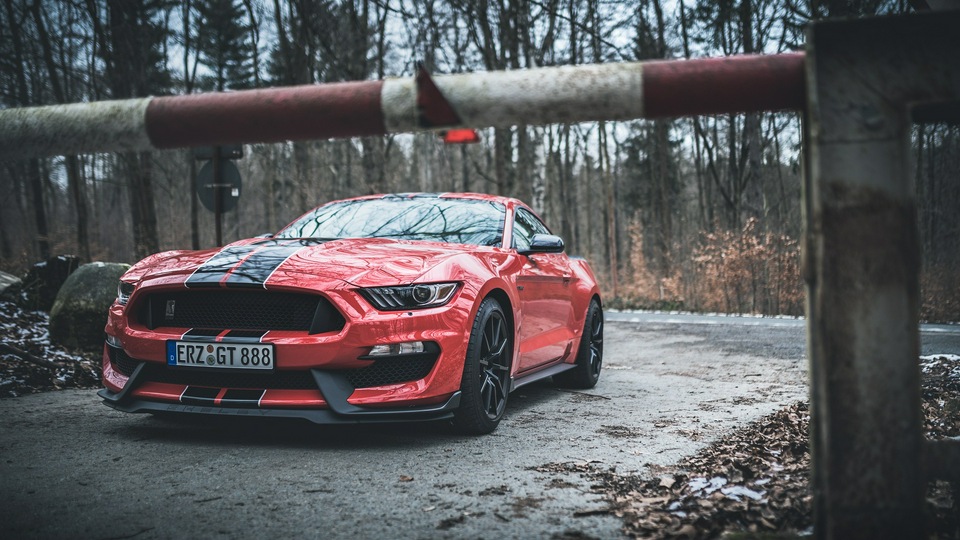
[452,297,512,435]
[554,299,603,389]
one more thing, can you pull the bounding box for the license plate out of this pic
[166,341,274,371]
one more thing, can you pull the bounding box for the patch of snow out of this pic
[720,485,765,501]
[920,354,960,378]
[688,476,727,495]
[611,307,805,320]
[920,354,960,362]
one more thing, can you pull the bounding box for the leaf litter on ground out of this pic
[537,354,960,539]
[0,301,100,397]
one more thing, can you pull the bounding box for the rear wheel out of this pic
[554,299,603,389]
[452,298,512,435]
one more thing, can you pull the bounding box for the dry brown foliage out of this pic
[921,264,960,323]
[689,219,803,316]
[617,221,684,308]
[619,219,804,316]
[618,218,958,321]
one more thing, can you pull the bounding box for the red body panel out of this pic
[102,193,601,420]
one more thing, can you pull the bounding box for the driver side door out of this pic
[512,208,576,373]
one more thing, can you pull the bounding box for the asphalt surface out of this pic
[2,312,958,539]
[604,310,960,357]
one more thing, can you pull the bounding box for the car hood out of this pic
[126,237,484,289]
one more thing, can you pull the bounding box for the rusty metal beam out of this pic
[804,11,960,539]
[0,53,804,160]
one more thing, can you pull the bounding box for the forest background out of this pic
[1,0,958,321]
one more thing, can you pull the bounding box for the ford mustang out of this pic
[99,193,603,434]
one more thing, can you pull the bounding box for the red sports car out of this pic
[100,193,602,434]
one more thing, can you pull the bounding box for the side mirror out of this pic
[519,233,564,255]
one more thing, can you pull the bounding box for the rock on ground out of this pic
[49,262,129,351]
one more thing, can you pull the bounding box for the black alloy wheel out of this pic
[554,299,603,389]
[452,297,512,434]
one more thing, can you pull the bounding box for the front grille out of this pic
[139,291,345,334]
[141,363,318,390]
[341,356,437,388]
[111,348,140,376]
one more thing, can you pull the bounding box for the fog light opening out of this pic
[368,341,425,357]
[105,334,123,349]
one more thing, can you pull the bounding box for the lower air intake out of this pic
[341,356,437,388]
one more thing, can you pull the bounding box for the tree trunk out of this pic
[190,158,200,249]
[28,159,51,260]
[67,157,91,260]
[30,1,91,261]
[126,153,160,259]
[654,120,672,273]
[600,122,619,297]
[493,128,510,195]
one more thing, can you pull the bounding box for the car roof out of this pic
[329,192,522,207]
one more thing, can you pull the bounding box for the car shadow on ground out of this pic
[104,379,566,450]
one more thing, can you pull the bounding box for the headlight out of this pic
[117,280,136,305]
[360,282,459,311]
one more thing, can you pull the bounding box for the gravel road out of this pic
[1,313,955,539]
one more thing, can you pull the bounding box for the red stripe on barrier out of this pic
[643,52,805,118]
[145,80,386,148]
[416,64,462,128]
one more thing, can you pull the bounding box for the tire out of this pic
[452,297,512,435]
[554,299,603,389]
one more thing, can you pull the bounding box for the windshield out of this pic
[276,196,506,246]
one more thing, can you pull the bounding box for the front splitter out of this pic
[98,387,461,425]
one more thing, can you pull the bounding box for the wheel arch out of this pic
[483,287,515,340]
[474,286,518,377]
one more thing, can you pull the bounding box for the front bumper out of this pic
[101,283,477,423]
[99,351,462,424]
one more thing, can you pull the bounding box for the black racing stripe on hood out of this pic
[224,244,304,288]
[185,244,261,288]
[185,239,323,289]
[224,239,325,289]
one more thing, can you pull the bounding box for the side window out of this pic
[512,208,551,251]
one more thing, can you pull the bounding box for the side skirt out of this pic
[509,362,575,393]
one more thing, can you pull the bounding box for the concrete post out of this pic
[804,12,960,539]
